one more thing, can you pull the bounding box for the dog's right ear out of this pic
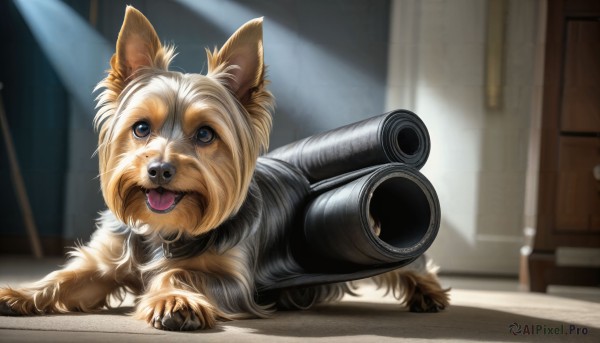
[108,6,165,91]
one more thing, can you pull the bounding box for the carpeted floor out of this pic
[0,257,599,342]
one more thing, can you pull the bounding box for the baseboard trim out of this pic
[439,270,519,279]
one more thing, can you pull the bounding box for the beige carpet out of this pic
[0,257,599,342]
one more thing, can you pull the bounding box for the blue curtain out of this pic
[0,0,68,239]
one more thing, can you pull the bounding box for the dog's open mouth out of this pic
[144,187,185,213]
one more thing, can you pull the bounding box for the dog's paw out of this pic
[407,287,450,313]
[0,300,21,316]
[0,288,36,316]
[137,294,217,331]
[152,307,202,331]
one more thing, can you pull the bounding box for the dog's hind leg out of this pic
[0,219,141,315]
[370,255,450,312]
[274,257,449,313]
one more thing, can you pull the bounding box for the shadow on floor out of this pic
[223,301,599,342]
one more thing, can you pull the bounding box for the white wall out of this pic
[386,0,545,274]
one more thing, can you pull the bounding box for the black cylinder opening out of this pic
[368,176,431,248]
[397,127,420,156]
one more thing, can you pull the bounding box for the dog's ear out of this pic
[207,18,265,103]
[110,6,163,86]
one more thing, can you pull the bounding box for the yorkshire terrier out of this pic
[0,6,449,331]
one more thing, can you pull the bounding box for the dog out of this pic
[0,6,449,331]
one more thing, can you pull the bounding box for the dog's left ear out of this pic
[207,18,265,104]
[109,6,165,90]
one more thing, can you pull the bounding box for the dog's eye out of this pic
[195,126,216,145]
[133,121,151,138]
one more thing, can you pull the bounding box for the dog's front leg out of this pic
[135,268,222,331]
[0,225,139,316]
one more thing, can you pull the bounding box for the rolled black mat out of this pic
[302,163,440,266]
[266,110,431,182]
[257,163,440,292]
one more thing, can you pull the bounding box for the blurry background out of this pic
[0,0,597,284]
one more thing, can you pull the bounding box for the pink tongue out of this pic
[146,189,176,211]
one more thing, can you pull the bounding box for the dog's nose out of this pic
[147,161,176,185]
